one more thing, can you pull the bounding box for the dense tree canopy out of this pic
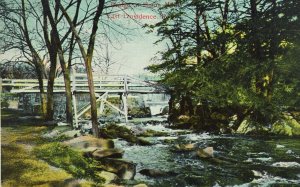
[147,0,300,128]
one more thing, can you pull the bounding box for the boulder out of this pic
[62,130,81,138]
[42,130,60,139]
[100,124,152,146]
[177,115,190,123]
[173,143,196,152]
[134,184,148,187]
[96,171,118,184]
[271,116,300,136]
[197,147,214,158]
[63,135,114,152]
[272,121,293,136]
[57,122,70,126]
[139,169,176,178]
[42,126,74,139]
[62,179,94,187]
[92,149,124,159]
[99,158,136,180]
[136,129,168,137]
[236,118,256,134]
[236,117,269,135]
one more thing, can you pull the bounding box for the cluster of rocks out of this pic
[63,135,137,184]
[236,114,300,136]
[42,122,173,185]
[42,126,145,186]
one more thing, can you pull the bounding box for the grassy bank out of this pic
[1,109,100,186]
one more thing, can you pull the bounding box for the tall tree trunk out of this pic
[46,50,57,121]
[250,0,264,95]
[195,5,202,64]
[42,0,73,125]
[86,56,99,137]
[59,56,73,125]
[266,0,278,102]
[179,95,186,115]
[59,1,105,137]
[168,91,174,115]
[43,4,58,121]
[250,0,262,60]
[186,95,194,116]
[221,0,229,54]
[35,62,47,117]
[21,0,46,118]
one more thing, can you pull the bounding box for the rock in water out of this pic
[99,158,136,180]
[92,149,124,159]
[139,169,176,178]
[63,135,114,152]
[271,116,300,136]
[197,147,214,158]
[173,143,196,152]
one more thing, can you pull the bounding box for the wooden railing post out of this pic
[0,78,2,122]
[72,68,79,128]
[123,75,128,123]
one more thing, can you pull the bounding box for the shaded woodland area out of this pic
[146,0,300,134]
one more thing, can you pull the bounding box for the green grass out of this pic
[1,143,72,186]
[33,142,104,184]
[1,109,104,186]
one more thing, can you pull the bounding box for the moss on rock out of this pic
[271,115,300,136]
[99,124,152,146]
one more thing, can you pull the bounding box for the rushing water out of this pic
[115,122,300,187]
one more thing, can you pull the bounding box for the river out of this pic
[114,121,300,187]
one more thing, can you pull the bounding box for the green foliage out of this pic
[33,142,104,184]
[146,0,300,126]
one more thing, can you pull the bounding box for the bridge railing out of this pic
[1,75,165,93]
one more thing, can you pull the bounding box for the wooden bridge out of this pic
[0,74,165,94]
[0,74,167,126]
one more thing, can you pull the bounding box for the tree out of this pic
[58,0,105,137]
[147,0,238,121]
[0,0,49,117]
[1,0,78,123]
[147,0,300,129]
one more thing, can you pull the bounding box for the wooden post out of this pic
[123,75,129,123]
[72,68,79,128]
[99,92,107,114]
[0,78,2,124]
[122,93,128,123]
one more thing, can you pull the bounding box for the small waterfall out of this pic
[143,94,169,116]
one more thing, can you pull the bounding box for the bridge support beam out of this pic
[72,69,79,128]
[122,93,128,123]
[99,92,108,114]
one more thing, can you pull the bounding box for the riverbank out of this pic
[2,109,300,186]
[1,109,146,186]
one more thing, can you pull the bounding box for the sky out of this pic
[103,30,162,75]
[95,1,169,75]
[0,1,170,76]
